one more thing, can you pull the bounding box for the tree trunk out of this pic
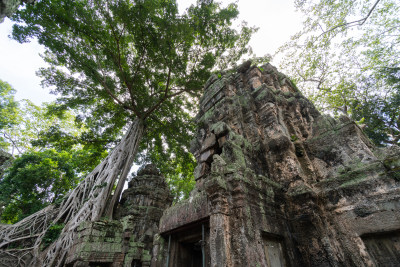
[0,118,145,267]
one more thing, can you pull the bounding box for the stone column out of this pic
[209,213,232,267]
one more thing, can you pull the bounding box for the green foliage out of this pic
[0,150,80,223]
[2,100,86,153]
[11,0,255,132]
[0,99,108,222]
[41,223,65,249]
[31,124,109,176]
[10,0,256,200]
[352,67,400,146]
[138,114,197,201]
[146,146,196,202]
[0,97,108,170]
[249,54,272,66]
[0,86,109,221]
[290,135,298,142]
[0,79,19,150]
[279,0,400,145]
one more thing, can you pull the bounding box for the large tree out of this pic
[11,0,254,210]
[0,0,255,265]
[278,0,400,145]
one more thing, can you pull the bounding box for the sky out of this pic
[0,0,303,106]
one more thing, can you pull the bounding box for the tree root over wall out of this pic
[0,118,144,267]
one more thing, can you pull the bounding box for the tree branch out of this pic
[93,58,138,116]
[1,131,22,155]
[102,80,135,113]
[143,66,172,119]
[96,2,140,117]
[319,0,381,37]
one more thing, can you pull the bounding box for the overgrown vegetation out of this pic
[41,223,65,250]
[10,0,255,207]
[0,0,258,226]
[278,0,400,146]
[0,81,108,223]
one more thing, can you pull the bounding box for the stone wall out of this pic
[153,62,400,267]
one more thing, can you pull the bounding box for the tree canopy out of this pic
[0,149,81,223]
[11,0,255,200]
[278,0,400,146]
[0,91,109,223]
[12,0,254,131]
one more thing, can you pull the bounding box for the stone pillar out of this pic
[209,214,232,267]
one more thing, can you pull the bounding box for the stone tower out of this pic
[64,164,173,267]
[151,63,400,267]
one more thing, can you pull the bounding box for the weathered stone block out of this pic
[194,162,209,180]
[249,77,262,89]
[200,149,215,163]
[248,67,262,78]
[218,136,227,147]
[154,64,400,267]
[201,133,217,152]
[210,121,229,137]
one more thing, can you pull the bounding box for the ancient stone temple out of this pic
[1,63,399,267]
[151,62,400,267]
[64,164,173,267]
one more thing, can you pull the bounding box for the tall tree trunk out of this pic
[41,118,144,267]
[0,118,145,267]
[104,119,144,219]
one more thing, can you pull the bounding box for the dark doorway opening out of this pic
[89,262,112,267]
[131,259,142,267]
[163,220,209,267]
[362,230,400,267]
[178,239,203,267]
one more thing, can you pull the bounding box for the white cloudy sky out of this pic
[0,0,303,105]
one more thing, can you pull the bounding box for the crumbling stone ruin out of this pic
[0,164,172,267]
[63,164,173,267]
[1,63,399,267]
[152,62,400,267]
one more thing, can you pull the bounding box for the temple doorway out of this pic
[362,231,400,267]
[163,220,209,267]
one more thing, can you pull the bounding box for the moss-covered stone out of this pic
[383,155,400,180]
[210,121,229,137]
